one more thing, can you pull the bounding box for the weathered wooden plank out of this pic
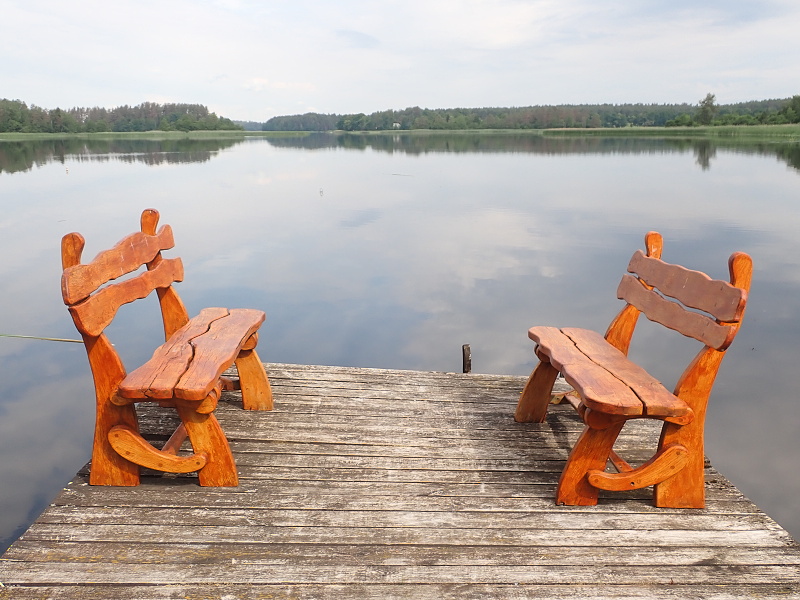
[3,584,799,600]
[32,505,785,533]
[8,541,799,567]
[2,561,798,585]
[15,522,793,547]
[56,472,754,507]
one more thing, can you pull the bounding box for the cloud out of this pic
[1,0,799,119]
[244,78,316,93]
[336,29,381,49]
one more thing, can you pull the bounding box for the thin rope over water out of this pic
[0,333,82,343]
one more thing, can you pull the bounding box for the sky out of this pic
[2,0,799,122]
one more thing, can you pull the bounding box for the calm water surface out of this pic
[1,133,799,551]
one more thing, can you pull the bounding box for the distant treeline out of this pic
[0,100,243,133]
[262,96,800,131]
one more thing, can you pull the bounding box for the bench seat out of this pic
[119,307,265,402]
[529,326,692,422]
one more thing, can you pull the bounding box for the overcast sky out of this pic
[2,0,799,121]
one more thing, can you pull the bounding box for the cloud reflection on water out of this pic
[1,133,799,551]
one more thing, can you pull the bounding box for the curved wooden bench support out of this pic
[162,424,188,455]
[588,444,689,491]
[517,231,752,509]
[174,403,238,487]
[108,426,208,474]
[62,209,272,487]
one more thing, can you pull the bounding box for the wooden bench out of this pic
[61,208,273,487]
[514,232,752,508]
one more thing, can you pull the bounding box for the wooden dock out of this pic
[1,363,799,599]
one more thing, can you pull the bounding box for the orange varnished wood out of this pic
[588,444,689,491]
[108,425,208,473]
[529,326,692,420]
[515,358,559,423]
[161,423,188,455]
[116,307,261,400]
[516,231,752,508]
[118,309,264,402]
[140,209,190,340]
[235,347,274,411]
[61,232,86,271]
[175,309,265,401]
[61,226,176,305]
[627,250,746,322]
[650,252,752,508]
[603,232,661,355]
[617,274,736,350]
[83,334,140,486]
[61,208,272,487]
[603,304,640,355]
[643,231,664,260]
[654,254,753,507]
[68,257,184,337]
[529,326,644,416]
[561,327,693,420]
[195,386,221,415]
[174,402,238,486]
[608,450,633,473]
[556,421,626,505]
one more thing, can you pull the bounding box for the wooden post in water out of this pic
[462,344,471,374]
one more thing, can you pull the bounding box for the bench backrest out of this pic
[61,209,190,341]
[604,231,752,355]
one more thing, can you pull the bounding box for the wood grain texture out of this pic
[617,274,735,350]
[117,307,264,401]
[119,307,222,399]
[235,347,274,410]
[602,232,661,355]
[529,326,643,415]
[627,250,746,321]
[61,225,176,305]
[2,363,796,598]
[107,425,208,473]
[67,257,185,337]
[528,326,691,419]
[514,358,559,422]
[175,309,265,401]
[588,443,689,491]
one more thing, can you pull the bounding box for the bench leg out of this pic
[90,400,140,486]
[556,421,625,505]
[653,421,705,508]
[235,348,273,410]
[175,402,239,486]
[515,359,559,423]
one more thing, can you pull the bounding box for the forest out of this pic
[3,96,799,134]
[262,95,800,131]
[0,100,242,133]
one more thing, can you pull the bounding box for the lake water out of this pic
[1,132,799,552]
